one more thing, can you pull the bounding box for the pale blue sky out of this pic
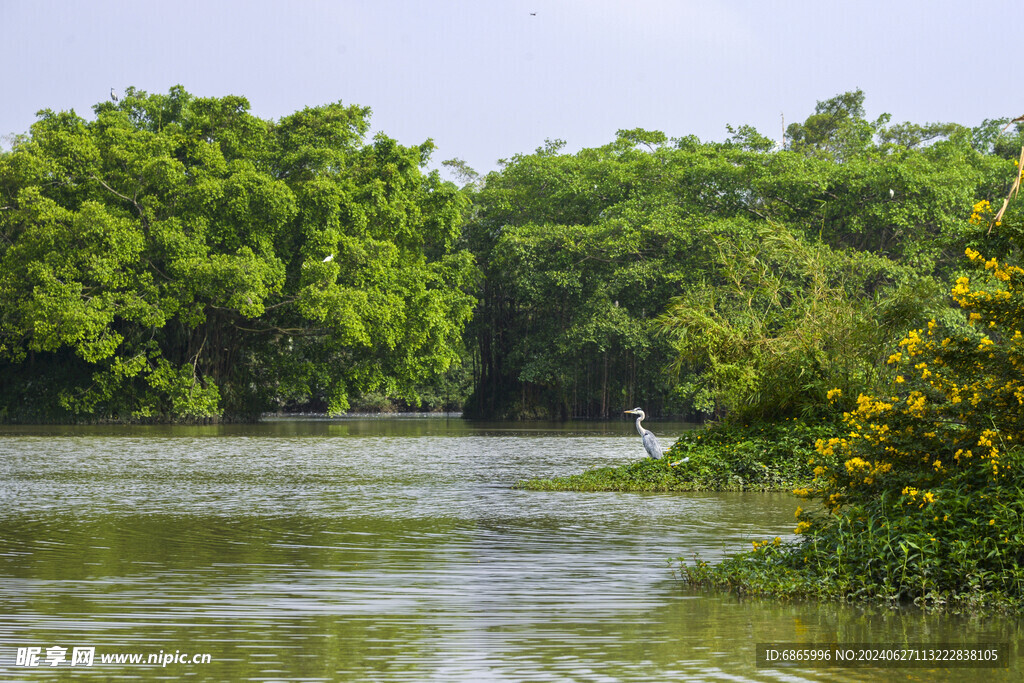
[1,0,1019,178]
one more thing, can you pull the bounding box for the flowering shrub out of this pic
[800,245,1024,514]
[683,160,1024,610]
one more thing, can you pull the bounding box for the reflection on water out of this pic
[0,417,1020,681]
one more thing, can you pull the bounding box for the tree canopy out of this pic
[461,96,1017,419]
[3,87,1022,423]
[0,87,475,420]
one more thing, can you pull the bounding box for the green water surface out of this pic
[0,417,1020,680]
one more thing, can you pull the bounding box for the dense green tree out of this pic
[463,93,1015,419]
[660,220,940,422]
[3,87,1019,424]
[785,89,879,159]
[0,87,475,420]
[463,131,691,418]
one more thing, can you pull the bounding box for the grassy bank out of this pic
[515,419,840,492]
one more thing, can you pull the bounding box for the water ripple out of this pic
[1,420,1020,681]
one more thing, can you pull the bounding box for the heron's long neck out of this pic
[634,415,644,436]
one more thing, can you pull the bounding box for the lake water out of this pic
[0,417,1020,680]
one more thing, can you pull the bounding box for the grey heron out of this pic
[624,408,690,465]
[624,408,664,459]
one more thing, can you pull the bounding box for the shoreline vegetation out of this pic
[0,409,466,426]
[3,87,1024,613]
[515,419,836,492]
[682,236,1024,614]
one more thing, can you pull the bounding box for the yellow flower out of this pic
[844,457,870,474]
